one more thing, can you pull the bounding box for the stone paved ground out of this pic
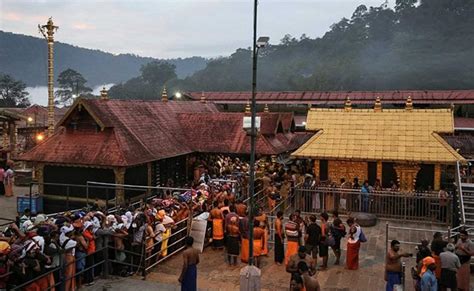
[145,219,468,291]
[0,185,34,223]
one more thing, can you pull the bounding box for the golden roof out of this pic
[292,108,465,163]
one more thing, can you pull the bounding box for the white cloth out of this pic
[154,223,166,243]
[59,233,77,255]
[348,225,361,243]
[32,235,45,253]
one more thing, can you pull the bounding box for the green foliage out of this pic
[109,61,178,100]
[96,1,474,97]
[0,74,30,107]
[55,69,92,106]
[0,31,208,86]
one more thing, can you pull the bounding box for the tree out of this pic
[140,61,177,86]
[0,74,30,107]
[55,69,92,106]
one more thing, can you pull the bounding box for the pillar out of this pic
[394,163,421,192]
[114,167,126,205]
[377,160,383,185]
[36,163,45,194]
[9,122,16,156]
[313,160,320,178]
[434,164,441,191]
[147,162,152,193]
[2,122,9,150]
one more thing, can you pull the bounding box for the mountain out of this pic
[0,31,208,86]
[175,0,474,92]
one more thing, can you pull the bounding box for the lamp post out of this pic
[247,2,269,267]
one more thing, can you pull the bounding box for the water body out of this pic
[26,84,114,106]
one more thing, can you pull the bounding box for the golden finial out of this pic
[344,96,352,112]
[245,100,251,113]
[100,87,108,101]
[374,96,382,112]
[200,91,206,103]
[263,104,269,113]
[161,86,168,102]
[405,96,413,111]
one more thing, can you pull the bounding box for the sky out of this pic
[0,0,389,59]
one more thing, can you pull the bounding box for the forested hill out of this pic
[176,0,474,92]
[0,31,208,86]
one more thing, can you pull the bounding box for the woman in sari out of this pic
[346,217,361,270]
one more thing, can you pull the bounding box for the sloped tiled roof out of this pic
[177,112,311,155]
[19,99,219,167]
[188,90,474,105]
[18,99,307,167]
[292,108,465,163]
[455,117,474,129]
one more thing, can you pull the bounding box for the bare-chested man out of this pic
[298,261,321,291]
[287,246,316,289]
[179,236,200,291]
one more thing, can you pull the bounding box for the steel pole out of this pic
[247,0,258,267]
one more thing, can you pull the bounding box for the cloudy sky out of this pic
[1,0,387,59]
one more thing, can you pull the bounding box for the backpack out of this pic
[359,228,367,243]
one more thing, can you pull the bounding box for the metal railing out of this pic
[293,186,452,225]
[456,161,466,225]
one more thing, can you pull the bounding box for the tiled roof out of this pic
[454,117,474,129]
[19,99,219,167]
[292,108,465,163]
[188,90,474,105]
[177,112,311,155]
[443,135,474,159]
[18,99,307,166]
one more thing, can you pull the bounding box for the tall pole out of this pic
[39,18,58,137]
[248,0,258,266]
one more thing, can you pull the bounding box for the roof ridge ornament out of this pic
[245,100,251,113]
[200,91,206,103]
[344,96,352,112]
[406,96,413,111]
[161,86,168,102]
[100,87,108,101]
[374,96,382,112]
[263,104,269,113]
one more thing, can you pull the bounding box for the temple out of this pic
[291,97,466,192]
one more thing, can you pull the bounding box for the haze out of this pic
[1,0,388,59]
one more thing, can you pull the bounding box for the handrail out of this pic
[456,160,466,225]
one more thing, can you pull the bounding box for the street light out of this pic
[247,1,270,269]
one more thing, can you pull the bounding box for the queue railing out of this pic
[293,187,452,225]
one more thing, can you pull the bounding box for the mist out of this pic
[26,84,114,106]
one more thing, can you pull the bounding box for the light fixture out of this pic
[175,92,182,98]
[256,36,270,48]
[27,117,33,123]
[36,133,45,142]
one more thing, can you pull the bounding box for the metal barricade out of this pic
[293,187,452,225]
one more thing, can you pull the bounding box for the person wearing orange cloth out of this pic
[346,217,361,270]
[455,229,474,291]
[285,213,301,265]
[226,217,240,265]
[209,201,224,249]
[420,256,438,291]
[253,220,265,268]
[240,214,250,263]
[274,211,285,265]
[255,207,269,256]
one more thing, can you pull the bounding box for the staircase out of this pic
[461,183,474,230]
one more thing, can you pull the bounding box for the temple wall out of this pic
[328,160,368,183]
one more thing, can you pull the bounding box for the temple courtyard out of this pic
[143,220,447,291]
